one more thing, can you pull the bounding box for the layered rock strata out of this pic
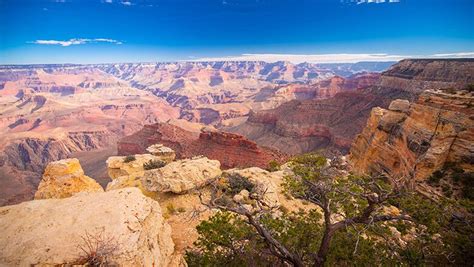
[350,90,474,182]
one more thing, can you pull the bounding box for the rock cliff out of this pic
[118,122,287,169]
[230,59,474,155]
[350,89,473,183]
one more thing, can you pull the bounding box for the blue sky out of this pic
[0,0,473,64]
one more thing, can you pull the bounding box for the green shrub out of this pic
[143,159,166,170]
[428,170,444,185]
[227,173,255,195]
[266,160,280,172]
[123,155,136,163]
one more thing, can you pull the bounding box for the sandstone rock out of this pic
[34,158,103,200]
[146,144,176,163]
[142,156,222,193]
[118,122,287,169]
[105,171,158,199]
[350,90,474,182]
[389,99,410,113]
[106,154,163,179]
[0,188,174,266]
[224,167,280,208]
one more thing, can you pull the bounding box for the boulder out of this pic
[106,154,163,179]
[0,188,174,266]
[142,156,222,194]
[224,167,280,208]
[105,171,158,198]
[388,99,410,113]
[146,144,176,163]
[34,158,103,200]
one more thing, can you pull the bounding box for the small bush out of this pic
[123,155,136,163]
[227,173,255,195]
[72,230,119,266]
[464,84,474,92]
[266,160,280,172]
[443,87,457,94]
[177,207,186,213]
[428,170,444,185]
[166,203,177,214]
[143,159,166,170]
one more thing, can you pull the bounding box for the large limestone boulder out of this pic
[0,188,174,267]
[146,144,176,163]
[142,156,222,194]
[388,99,410,113]
[35,158,103,200]
[224,167,280,208]
[106,154,163,179]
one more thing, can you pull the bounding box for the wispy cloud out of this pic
[121,1,133,6]
[30,38,123,47]
[431,52,474,58]
[343,0,400,4]
[191,52,474,63]
[191,53,410,63]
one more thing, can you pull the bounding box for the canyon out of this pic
[0,61,388,205]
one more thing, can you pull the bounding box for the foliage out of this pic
[143,159,166,170]
[465,83,474,92]
[266,160,281,172]
[428,170,444,184]
[189,153,474,266]
[389,192,474,265]
[185,211,270,267]
[227,173,255,195]
[123,155,136,163]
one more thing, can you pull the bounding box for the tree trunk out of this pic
[314,226,335,267]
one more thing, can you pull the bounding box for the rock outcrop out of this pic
[350,89,474,181]
[230,59,474,155]
[106,153,163,179]
[34,158,103,199]
[118,122,288,169]
[147,144,176,162]
[142,156,222,193]
[0,188,174,266]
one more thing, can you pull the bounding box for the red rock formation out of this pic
[350,89,473,184]
[118,123,287,169]
[230,59,474,155]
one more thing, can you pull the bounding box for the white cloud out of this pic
[431,52,474,58]
[104,0,113,3]
[30,38,123,47]
[344,0,400,4]
[121,1,133,6]
[190,52,474,63]
[191,53,410,63]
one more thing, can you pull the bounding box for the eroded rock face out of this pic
[0,188,174,266]
[34,158,103,199]
[350,90,474,181]
[142,156,222,193]
[229,59,474,155]
[118,122,287,169]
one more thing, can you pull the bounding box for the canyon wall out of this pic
[230,59,474,155]
[350,89,473,182]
